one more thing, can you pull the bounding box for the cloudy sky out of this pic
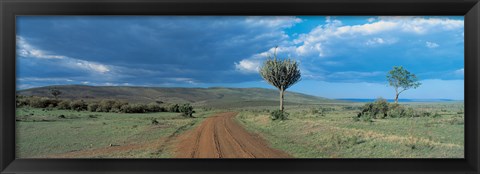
[16,16,464,100]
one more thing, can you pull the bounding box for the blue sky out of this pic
[16,16,464,100]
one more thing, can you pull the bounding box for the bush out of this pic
[179,103,194,117]
[358,98,390,119]
[58,100,71,110]
[112,101,128,111]
[16,95,30,107]
[87,103,99,112]
[147,103,165,112]
[70,100,87,111]
[28,97,59,108]
[151,118,159,125]
[270,110,289,120]
[120,104,147,113]
[168,104,180,113]
[96,100,116,112]
[387,104,408,118]
[120,105,131,113]
[357,98,419,121]
[373,98,389,118]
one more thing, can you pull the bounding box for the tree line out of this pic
[16,95,195,117]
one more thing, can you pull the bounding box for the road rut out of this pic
[175,112,290,158]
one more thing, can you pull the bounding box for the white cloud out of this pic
[17,36,112,74]
[17,36,66,59]
[293,17,461,57]
[234,46,299,73]
[237,17,463,69]
[401,17,463,34]
[289,19,400,57]
[234,59,261,73]
[73,60,110,73]
[425,41,439,48]
[335,21,398,36]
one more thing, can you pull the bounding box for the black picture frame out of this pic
[1,0,479,173]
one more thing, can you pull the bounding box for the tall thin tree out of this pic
[259,47,301,112]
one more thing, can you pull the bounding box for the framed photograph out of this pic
[1,0,479,173]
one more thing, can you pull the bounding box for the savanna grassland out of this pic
[15,85,464,158]
[235,103,464,158]
[16,107,218,158]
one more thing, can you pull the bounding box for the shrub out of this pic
[112,101,128,111]
[96,100,116,112]
[270,110,289,120]
[120,105,131,113]
[151,118,159,125]
[179,103,194,117]
[168,104,180,113]
[87,103,99,112]
[16,96,30,107]
[309,108,326,117]
[372,98,389,119]
[27,97,44,108]
[420,111,431,117]
[121,104,147,113]
[70,100,88,111]
[147,103,165,112]
[387,104,408,118]
[28,97,59,108]
[58,100,71,110]
[357,98,410,121]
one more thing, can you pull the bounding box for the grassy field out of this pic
[16,98,464,158]
[235,102,464,158]
[16,108,217,158]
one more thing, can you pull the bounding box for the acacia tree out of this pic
[49,88,62,99]
[259,47,301,112]
[387,66,421,103]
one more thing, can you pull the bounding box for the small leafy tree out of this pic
[387,66,421,103]
[259,46,301,114]
[49,88,62,99]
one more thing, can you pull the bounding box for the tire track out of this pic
[175,112,291,158]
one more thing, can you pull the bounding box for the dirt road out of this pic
[175,112,291,158]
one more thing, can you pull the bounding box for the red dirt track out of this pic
[175,112,291,158]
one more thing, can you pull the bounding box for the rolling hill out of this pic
[17,85,339,108]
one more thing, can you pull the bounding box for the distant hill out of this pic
[336,98,462,103]
[17,85,339,108]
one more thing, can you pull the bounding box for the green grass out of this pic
[16,107,216,158]
[236,102,464,158]
[16,102,464,158]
